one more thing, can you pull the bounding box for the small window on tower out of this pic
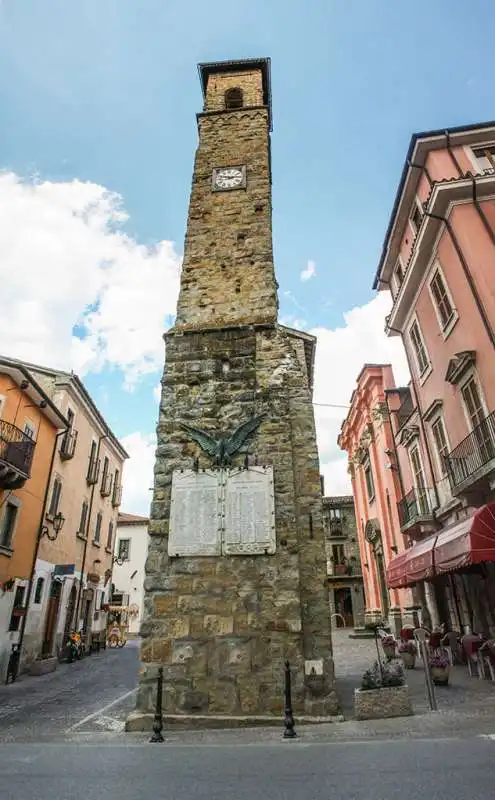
[225,87,243,110]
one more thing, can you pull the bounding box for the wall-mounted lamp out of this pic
[41,512,65,542]
[113,555,127,566]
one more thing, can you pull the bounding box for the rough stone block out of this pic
[354,685,413,721]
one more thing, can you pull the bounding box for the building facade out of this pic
[322,495,365,629]
[0,358,67,682]
[338,365,415,633]
[131,58,338,728]
[374,121,495,636]
[113,513,149,636]
[9,359,128,667]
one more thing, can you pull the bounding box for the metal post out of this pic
[149,666,164,743]
[414,628,437,712]
[283,660,297,738]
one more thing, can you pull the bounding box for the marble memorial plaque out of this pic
[168,469,221,556]
[223,466,276,555]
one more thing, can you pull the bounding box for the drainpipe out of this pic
[385,321,441,511]
[423,209,495,348]
[407,159,434,190]
[384,393,406,500]
[470,176,495,247]
[17,427,68,661]
[74,432,108,628]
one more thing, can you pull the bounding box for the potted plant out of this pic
[381,634,396,660]
[398,638,417,669]
[354,660,413,720]
[429,650,450,685]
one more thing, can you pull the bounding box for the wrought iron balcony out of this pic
[0,420,36,489]
[328,520,345,537]
[60,429,77,460]
[86,457,101,486]
[397,486,435,529]
[100,472,113,498]
[112,483,122,508]
[327,561,361,577]
[445,410,495,492]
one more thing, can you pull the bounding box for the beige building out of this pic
[323,496,365,630]
[113,513,149,637]
[14,359,128,664]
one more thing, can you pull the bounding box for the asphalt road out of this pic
[0,639,140,741]
[1,737,494,800]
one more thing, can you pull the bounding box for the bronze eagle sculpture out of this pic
[179,413,266,467]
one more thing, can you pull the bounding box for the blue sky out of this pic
[1,1,495,509]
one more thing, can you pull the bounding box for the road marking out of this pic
[66,688,137,732]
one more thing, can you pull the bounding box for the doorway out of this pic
[334,587,354,627]
[63,584,77,640]
[42,580,62,655]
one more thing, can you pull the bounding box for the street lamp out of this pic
[112,555,127,566]
[41,511,65,542]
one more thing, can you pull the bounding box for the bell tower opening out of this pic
[224,87,243,109]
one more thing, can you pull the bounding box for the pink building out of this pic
[338,365,415,633]
[374,121,495,636]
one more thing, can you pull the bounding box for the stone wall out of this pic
[175,108,278,331]
[134,324,338,721]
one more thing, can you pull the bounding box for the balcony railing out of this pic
[112,483,122,508]
[60,430,77,460]
[327,561,361,577]
[397,486,435,528]
[100,472,113,498]
[0,420,36,488]
[86,457,101,486]
[445,410,495,491]
[328,521,345,537]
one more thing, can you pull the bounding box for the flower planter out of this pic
[354,685,413,720]
[400,652,416,669]
[430,665,449,685]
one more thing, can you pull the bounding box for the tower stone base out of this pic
[130,324,339,726]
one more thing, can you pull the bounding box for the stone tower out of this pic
[129,58,338,728]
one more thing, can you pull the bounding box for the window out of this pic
[393,259,404,295]
[409,319,429,376]
[23,420,36,440]
[48,477,62,517]
[329,508,341,520]
[431,417,449,476]
[364,463,375,502]
[93,512,102,544]
[78,500,89,537]
[9,585,25,632]
[102,456,109,483]
[224,87,243,110]
[0,501,19,549]
[34,577,45,604]
[106,521,114,552]
[430,267,455,331]
[117,538,130,561]
[332,544,345,563]
[462,375,486,430]
[472,146,495,172]
[410,200,423,233]
[409,444,426,489]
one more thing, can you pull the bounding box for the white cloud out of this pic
[153,382,162,403]
[300,260,316,282]
[0,172,181,386]
[120,431,156,516]
[311,292,410,497]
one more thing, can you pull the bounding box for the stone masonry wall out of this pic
[135,324,338,719]
[204,70,264,112]
[175,108,277,331]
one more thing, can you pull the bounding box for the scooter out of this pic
[67,631,83,662]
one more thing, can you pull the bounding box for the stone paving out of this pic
[332,627,495,720]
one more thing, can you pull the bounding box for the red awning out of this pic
[435,502,495,574]
[386,535,437,589]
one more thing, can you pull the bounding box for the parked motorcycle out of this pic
[66,631,83,662]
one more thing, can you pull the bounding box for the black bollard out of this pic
[149,666,164,743]
[283,660,297,739]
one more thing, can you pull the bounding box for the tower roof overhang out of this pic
[198,57,272,130]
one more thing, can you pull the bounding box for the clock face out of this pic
[213,166,245,190]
